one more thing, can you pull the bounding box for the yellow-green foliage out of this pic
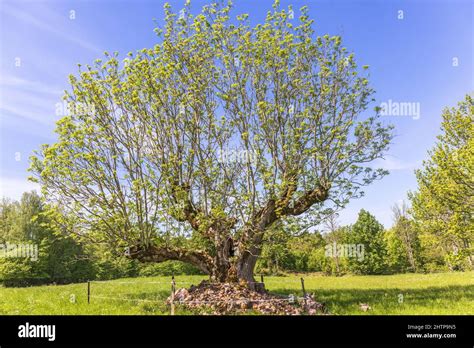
[410,95,474,271]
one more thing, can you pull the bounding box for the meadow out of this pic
[0,272,472,315]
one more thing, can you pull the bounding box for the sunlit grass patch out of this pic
[0,272,472,315]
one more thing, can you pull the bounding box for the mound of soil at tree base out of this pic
[167,281,328,315]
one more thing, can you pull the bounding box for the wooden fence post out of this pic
[300,277,306,312]
[260,274,264,284]
[87,281,91,304]
[170,275,176,315]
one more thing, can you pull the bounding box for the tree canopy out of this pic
[409,94,473,270]
[30,1,392,284]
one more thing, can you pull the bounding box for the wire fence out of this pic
[89,278,306,285]
[89,295,305,304]
[84,275,311,314]
[91,280,193,285]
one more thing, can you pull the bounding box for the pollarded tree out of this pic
[30,1,392,286]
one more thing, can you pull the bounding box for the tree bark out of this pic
[236,251,262,290]
[130,184,330,291]
[129,245,213,274]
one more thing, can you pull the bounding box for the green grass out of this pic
[0,272,472,315]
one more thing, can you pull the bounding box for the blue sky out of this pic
[0,0,472,228]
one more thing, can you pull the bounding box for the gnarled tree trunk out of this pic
[129,237,265,291]
[129,185,330,292]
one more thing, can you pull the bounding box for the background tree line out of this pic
[1,176,471,287]
[0,191,201,286]
[0,192,469,287]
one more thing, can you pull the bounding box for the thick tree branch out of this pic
[170,181,202,231]
[128,245,213,274]
[282,184,331,216]
[236,183,330,265]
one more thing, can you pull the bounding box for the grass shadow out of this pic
[269,284,474,314]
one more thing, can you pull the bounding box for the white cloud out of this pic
[0,74,63,96]
[1,2,102,54]
[0,88,60,126]
[0,73,63,128]
[372,157,422,171]
[0,177,40,200]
